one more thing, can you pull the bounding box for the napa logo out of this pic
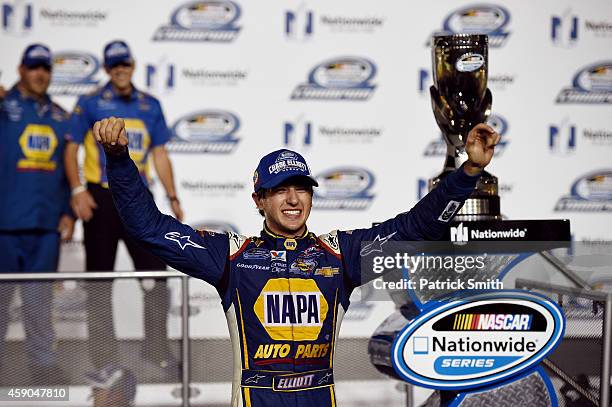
[291,56,377,101]
[391,291,564,390]
[424,114,509,157]
[313,167,375,210]
[430,4,511,48]
[17,124,58,171]
[555,170,612,212]
[168,110,241,154]
[254,279,328,341]
[556,62,612,104]
[48,51,101,96]
[153,0,241,42]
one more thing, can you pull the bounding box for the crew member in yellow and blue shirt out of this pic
[0,44,74,384]
[64,40,183,375]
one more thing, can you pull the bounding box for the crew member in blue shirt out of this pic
[0,44,74,384]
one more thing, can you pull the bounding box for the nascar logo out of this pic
[391,291,565,390]
[452,313,532,331]
[254,279,328,340]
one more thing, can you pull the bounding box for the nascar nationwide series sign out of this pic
[391,291,565,390]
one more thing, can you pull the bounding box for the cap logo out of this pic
[253,170,259,185]
[106,43,129,57]
[28,47,50,59]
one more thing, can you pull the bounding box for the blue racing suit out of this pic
[106,149,480,407]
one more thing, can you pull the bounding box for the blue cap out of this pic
[253,149,318,193]
[103,40,133,68]
[21,44,52,69]
[85,364,136,403]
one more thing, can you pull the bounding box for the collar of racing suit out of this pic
[261,222,316,251]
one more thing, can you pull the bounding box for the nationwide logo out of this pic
[1,1,32,34]
[550,123,612,154]
[39,8,108,26]
[551,11,612,47]
[391,291,564,390]
[153,0,241,42]
[145,60,248,93]
[424,114,509,157]
[284,7,384,40]
[555,170,612,212]
[313,167,375,210]
[283,116,382,146]
[450,223,527,242]
[181,179,245,196]
[48,51,101,96]
[254,279,328,341]
[428,4,511,48]
[168,110,241,154]
[291,57,377,101]
[556,62,612,104]
[551,12,578,46]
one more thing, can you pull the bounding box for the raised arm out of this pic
[95,117,228,287]
[339,123,500,287]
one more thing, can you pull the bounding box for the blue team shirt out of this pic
[68,82,170,187]
[0,86,71,231]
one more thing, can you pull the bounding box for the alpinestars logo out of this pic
[164,232,206,250]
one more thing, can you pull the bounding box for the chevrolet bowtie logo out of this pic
[314,267,339,277]
[244,374,266,384]
[164,232,206,250]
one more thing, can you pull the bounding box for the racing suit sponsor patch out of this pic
[254,279,328,340]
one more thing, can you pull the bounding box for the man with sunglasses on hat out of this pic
[64,40,182,374]
[0,44,73,384]
[94,117,499,406]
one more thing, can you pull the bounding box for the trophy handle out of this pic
[479,88,493,123]
[429,85,455,141]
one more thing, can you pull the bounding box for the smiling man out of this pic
[94,117,499,407]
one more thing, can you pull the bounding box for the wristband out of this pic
[71,185,87,197]
[168,196,180,204]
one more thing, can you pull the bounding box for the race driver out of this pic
[94,117,499,406]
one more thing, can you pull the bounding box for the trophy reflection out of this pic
[429,34,500,220]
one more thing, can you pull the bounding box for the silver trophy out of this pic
[429,34,500,220]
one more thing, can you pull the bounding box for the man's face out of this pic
[105,61,134,92]
[19,65,51,97]
[253,179,313,237]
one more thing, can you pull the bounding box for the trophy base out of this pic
[430,170,501,220]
